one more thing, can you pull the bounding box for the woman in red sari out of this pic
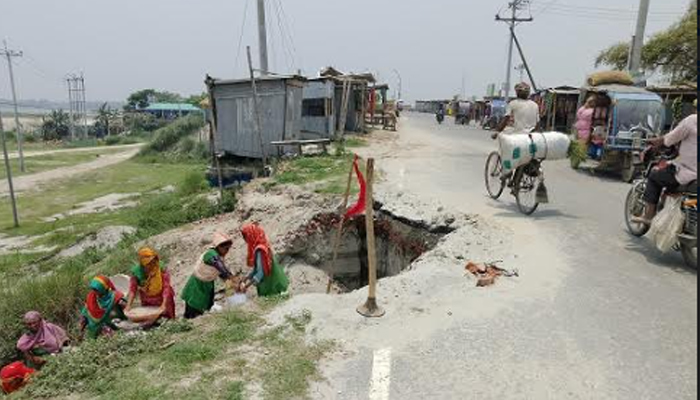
[1,361,34,395]
[126,247,175,322]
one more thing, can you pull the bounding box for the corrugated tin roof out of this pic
[208,75,306,86]
[144,102,201,111]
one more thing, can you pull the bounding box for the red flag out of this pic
[345,156,366,219]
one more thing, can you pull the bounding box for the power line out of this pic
[273,0,299,70]
[234,0,252,77]
[271,0,295,72]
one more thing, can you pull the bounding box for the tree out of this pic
[41,110,71,141]
[595,1,697,84]
[185,93,208,107]
[95,102,119,137]
[124,89,184,111]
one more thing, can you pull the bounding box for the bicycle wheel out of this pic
[485,151,505,199]
[514,166,540,215]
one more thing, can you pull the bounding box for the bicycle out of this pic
[484,134,547,215]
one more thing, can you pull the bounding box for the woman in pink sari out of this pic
[575,96,597,146]
[16,311,69,369]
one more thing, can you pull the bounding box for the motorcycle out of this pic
[436,112,445,125]
[624,145,697,268]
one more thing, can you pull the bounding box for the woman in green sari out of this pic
[239,223,289,297]
[181,232,236,319]
[80,275,126,339]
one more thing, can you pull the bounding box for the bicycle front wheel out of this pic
[485,151,505,199]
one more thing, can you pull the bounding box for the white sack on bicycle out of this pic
[499,132,570,172]
[649,196,685,253]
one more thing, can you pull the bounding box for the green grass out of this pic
[0,148,127,180]
[137,115,207,163]
[0,165,236,363]
[274,153,363,195]
[344,137,368,148]
[18,309,331,400]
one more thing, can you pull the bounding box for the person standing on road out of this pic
[632,110,698,225]
[493,82,540,138]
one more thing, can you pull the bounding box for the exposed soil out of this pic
[58,226,137,258]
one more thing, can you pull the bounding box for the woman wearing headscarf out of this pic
[80,275,126,339]
[16,311,69,368]
[126,247,175,322]
[181,232,236,319]
[1,361,34,395]
[239,224,289,297]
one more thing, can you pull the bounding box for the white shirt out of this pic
[506,99,540,134]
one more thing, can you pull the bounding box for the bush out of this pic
[124,113,167,133]
[138,115,204,156]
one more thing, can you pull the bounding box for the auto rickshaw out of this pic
[482,99,507,130]
[578,84,665,182]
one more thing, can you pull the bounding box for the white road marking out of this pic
[369,348,392,400]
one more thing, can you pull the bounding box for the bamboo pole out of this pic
[357,158,384,318]
[326,156,356,294]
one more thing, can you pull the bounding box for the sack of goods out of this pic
[499,132,570,172]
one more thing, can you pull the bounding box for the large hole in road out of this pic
[283,211,452,291]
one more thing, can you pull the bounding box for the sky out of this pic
[0,0,692,104]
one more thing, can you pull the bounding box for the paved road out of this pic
[329,113,697,400]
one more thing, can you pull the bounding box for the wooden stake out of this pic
[246,45,269,168]
[357,158,385,318]
[326,156,356,294]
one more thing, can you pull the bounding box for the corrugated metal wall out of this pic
[212,79,303,159]
[302,80,336,139]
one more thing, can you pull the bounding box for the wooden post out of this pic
[326,157,356,294]
[246,46,269,168]
[357,158,385,318]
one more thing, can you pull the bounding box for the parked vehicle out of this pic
[578,84,665,182]
[624,146,697,268]
[482,100,507,130]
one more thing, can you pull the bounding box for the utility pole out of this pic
[392,69,402,100]
[0,110,20,228]
[66,74,87,140]
[257,0,270,76]
[515,64,526,83]
[495,0,533,100]
[628,0,651,79]
[1,40,25,173]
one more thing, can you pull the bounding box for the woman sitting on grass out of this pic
[238,223,289,297]
[16,311,69,368]
[80,275,126,339]
[125,247,175,323]
[181,232,236,319]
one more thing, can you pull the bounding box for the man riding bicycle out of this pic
[492,82,540,139]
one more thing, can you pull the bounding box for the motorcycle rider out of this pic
[436,103,446,124]
[632,106,698,225]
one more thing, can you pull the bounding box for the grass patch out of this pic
[274,153,363,195]
[19,309,331,400]
[0,148,127,179]
[0,165,236,363]
[344,137,368,148]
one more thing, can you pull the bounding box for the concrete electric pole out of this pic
[257,0,270,76]
[628,0,651,79]
[0,110,20,228]
[496,0,533,100]
[1,40,25,173]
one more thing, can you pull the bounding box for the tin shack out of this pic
[206,75,305,159]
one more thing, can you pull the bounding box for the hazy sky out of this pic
[0,0,691,103]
